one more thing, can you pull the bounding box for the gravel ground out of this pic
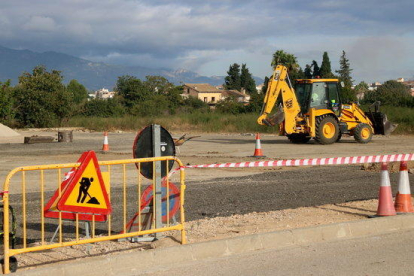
[0,129,413,271]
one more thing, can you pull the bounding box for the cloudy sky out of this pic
[1,0,413,83]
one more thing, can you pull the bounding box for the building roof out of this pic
[221,90,247,98]
[184,83,220,92]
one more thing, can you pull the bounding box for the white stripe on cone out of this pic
[380,169,391,187]
[376,163,396,216]
[102,131,109,151]
[397,167,411,194]
[255,137,261,149]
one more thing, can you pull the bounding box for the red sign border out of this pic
[57,151,112,215]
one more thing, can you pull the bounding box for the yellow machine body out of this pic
[257,65,393,144]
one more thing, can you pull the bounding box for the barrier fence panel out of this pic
[1,156,186,274]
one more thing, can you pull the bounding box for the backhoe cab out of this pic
[257,65,395,145]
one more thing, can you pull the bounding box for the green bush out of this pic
[129,95,170,116]
[215,97,246,115]
[0,80,14,124]
[362,80,413,107]
[13,66,73,127]
[179,96,210,113]
[81,98,125,117]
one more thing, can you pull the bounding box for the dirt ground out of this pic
[0,128,413,271]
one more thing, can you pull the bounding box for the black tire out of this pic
[354,123,373,143]
[1,256,17,273]
[287,134,311,144]
[314,115,339,145]
[336,132,342,142]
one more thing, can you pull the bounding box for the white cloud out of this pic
[0,0,412,82]
[22,16,58,32]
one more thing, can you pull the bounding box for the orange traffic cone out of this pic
[376,163,396,216]
[252,133,265,157]
[394,161,413,213]
[102,131,109,151]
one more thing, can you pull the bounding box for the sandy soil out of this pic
[0,129,413,271]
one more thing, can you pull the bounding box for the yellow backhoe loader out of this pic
[257,65,395,144]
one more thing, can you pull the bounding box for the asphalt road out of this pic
[137,229,414,276]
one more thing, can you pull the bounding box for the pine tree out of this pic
[335,51,355,102]
[240,64,257,94]
[261,76,270,94]
[311,60,320,78]
[304,64,312,79]
[319,52,333,78]
[224,63,241,91]
[336,50,353,87]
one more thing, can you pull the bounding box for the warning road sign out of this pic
[57,151,112,215]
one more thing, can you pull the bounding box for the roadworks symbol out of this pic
[57,151,112,215]
[77,177,99,204]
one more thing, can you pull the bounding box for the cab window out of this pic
[295,83,312,112]
[310,82,327,109]
[327,83,340,104]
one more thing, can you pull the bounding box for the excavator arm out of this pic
[257,65,301,134]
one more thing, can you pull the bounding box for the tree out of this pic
[165,85,184,113]
[271,50,304,80]
[0,80,14,123]
[271,50,299,72]
[354,81,369,94]
[144,76,174,94]
[67,79,88,104]
[336,50,353,87]
[240,64,257,94]
[245,92,265,113]
[14,65,73,127]
[304,64,312,79]
[215,97,245,115]
[224,63,241,91]
[319,52,333,78]
[261,76,270,94]
[335,51,355,102]
[115,75,150,108]
[311,60,320,78]
[81,98,125,117]
[363,80,412,107]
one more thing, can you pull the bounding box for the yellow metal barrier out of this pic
[1,156,186,274]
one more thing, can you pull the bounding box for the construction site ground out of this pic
[0,129,413,271]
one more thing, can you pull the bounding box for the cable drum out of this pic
[133,125,176,180]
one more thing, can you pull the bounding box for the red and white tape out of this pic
[171,153,414,176]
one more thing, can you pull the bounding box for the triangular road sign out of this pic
[44,151,108,221]
[57,151,112,215]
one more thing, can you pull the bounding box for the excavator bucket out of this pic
[266,110,285,126]
[366,112,397,135]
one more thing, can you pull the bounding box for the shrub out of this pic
[215,97,246,115]
[81,98,125,117]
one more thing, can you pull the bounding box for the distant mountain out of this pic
[0,45,263,90]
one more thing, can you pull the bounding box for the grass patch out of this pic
[64,107,413,135]
[378,106,414,134]
[65,112,275,134]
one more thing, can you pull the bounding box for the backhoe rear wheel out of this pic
[314,115,339,145]
[354,123,373,143]
[287,134,311,144]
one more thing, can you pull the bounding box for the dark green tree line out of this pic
[224,63,257,94]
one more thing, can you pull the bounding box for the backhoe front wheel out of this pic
[354,123,373,143]
[314,116,339,145]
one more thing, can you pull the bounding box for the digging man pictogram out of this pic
[77,177,100,205]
